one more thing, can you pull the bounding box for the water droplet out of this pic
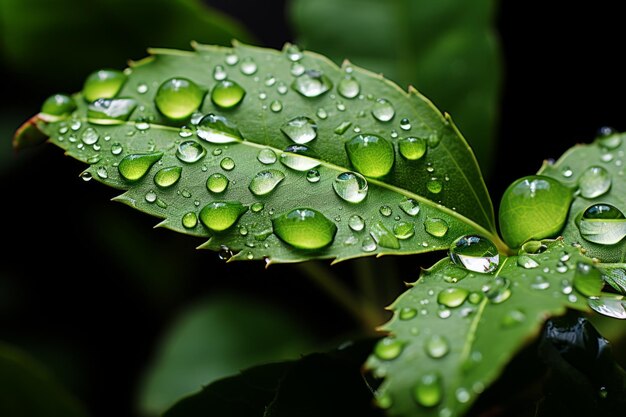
[272,208,337,250]
[333,171,368,203]
[316,108,328,119]
[218,245,233,261]
[41,94,76,117]
[369,221,400,249]
[249,169,286,196]
[136,83,148,94]
[251,202,264,213]
[196,113,242,143]
[118,152,162,181]
[413,373,442,407]
[529,275,550,290]
[225,53,239,65]
[361,236,377,252]
[80,127,99,145]
[579,166,611,198]
[400,118,411,130]
[425,218,449,237]
[485,277,512,304]
[96,166,108,179]
[145,190,157,203]
[87,98,137,123]
[398,136,427,160]
[281,116,318,144]
[337,75,360,98]
[270,100,283,112]
[501,309,526,327]
[206,173,229,193]
[450,235,499,273]
[82,69,126,102]
[291,70,333,98]
[437,288,469,308]
[596,128,623,149]
[334,121,352,135]
[578,203,626,245]
[375,392,393,410]
[111,143,123,155]
[199,201,247,232]
[374,337,404,360]
[175,141,206,163]
[468,292,483,304]
[220,157,235,171]
[285,44,303,62]
[518,255,540,269]
[290,62,305,76]
[154,77,205,120]
[154,166,182,188]
[257,148,277,165]
[211,80,246,109]
[134,119,150,131]
[348,215,365,231]
[239,57,257,75]
[425,335,449,358]
[561,166,573,178]
[399,198,420,216]
[279,145,320,171]
[277,82,288,95]
[588,297,626,319]
[393,221,414,239]
[306,169,321,183]
[379,205,392,217]
[80,171,92,182]
[399,307,417,320]
[371,98,395,122]
[573,261,604,297]
[427,178,443,194]
[212,65,228,81]
[345,134,394,178]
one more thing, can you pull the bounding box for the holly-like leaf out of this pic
[366,240,591,417]
[289,0,501,173]
[539,130,626,263]
[16,42,504,263]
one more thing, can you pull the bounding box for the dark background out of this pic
[1,1,625,416]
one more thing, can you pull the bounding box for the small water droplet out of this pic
[596,127,622,149]
[270,100,283,112]
[413,373,442,407]
[220,157,235,171]
[393,221,414,239]
[346,134,395,178]
[427,178,443,194]
[518,255,540,269]
[285,44,303,62]
[80,171,92,182]
[485,277,512,304]
[369,221,399,249]
[437,288,469,308]
[206,173,229,193]
[281,116,318,144]
[425,335,449,358]
[290,61,305,76]
[239,57,257,75]
[361,236,377,252]
[257,148,277,165]
[41,93,76,117]
[118,152,163,181]
[398,136,427,160]
[199,201,247,232]
[316,108,328,119]
[425,218,449,237]
[379,205,392,217]
[96,166,108,179]
[196,113,242,143]
[155,77,205,120]
[211,80,246,109]
[455,388,471,404]
[249,169,286,196]
[82,69,126,102]
[272,208,337,250]
[111,142,123,155]
[136,83,148,94]
[400,118,411,130]
[530,275,550,290]
[182,212,198,228]
[251,202,264,213]
[450,235,499,273]
[306,169,321,183]
[144,190,157,203]
[225,53,239,65]
[578,166,612,199]
[374,337,404,360]
[399,198,420,216]
[279,144,321,171]
[399,307,417,320]
[277,82,288,95]
[337,75,360,99]
[348,215,365,231]
[334,121,352,135]
[371,98,395,122]
[291,70,333,98]
[561,166,573,178]
[154,166,182,188]
[81,127,99,145]
[333,171,368,203]
[175,141,206,163]
[213,65,227,81]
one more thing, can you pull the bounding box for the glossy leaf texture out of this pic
[0,342,88,417]
[21,42,501,263]
[289,0,501,172]
[539,130,626,262]
[366,240,591,417]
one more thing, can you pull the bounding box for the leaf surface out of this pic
[21,42,502,263]
[366,240,590,417]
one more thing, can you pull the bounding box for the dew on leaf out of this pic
[379,205,392,217]
[41,94,76,117]
[154,77,205,120]
[239,57,257,75]
[199,201,247,232]
[398,136,427,160]
[425,335,449,358]
[573,261,604,297]
[588,297,626,319]
[87,98,137,123]
[196,113,242,144]
[437,288,469,308]
[578,166,611,198]
[400,118,411,130]
[345,134,395,178]
[369,221,400,249]
[334,121,352,135]
[337,75,360,98]
[450,235,499,273]
[361,236,377,252]
[374,337,404,361]
[154,166,182,188]
[211,80,246,109]
[80,127,99,145]
[272,208,337,250]
[424,218,449,237]
[348,215,365,231]
[371,98,395,122]
[413,373,442,408]
[281,116,318,144]
[175,141,206,163]
[270,100,283,112]
[182,212,198,229]
[517,255,539,269]
[206,173,229,193]
[427,178,443,194]
[279,145,321,171]
[393,221,414,239]
[145,190,157,203]
[399,307,417,320]
[333,171,368,203]
[306,169,321,183]
[399,198,420,216]
[291,70,333,98]
[249,169,286,196]
[485,277,512,304]
[220,157,235,171]
[257,148,277,165]
[501,309,526,328]
[118,152,163,181]
[82,69,126,102]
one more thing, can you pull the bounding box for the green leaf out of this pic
[0,342,88,417]
[20,42,503,263]
[539,131,626,263]
[366,239,590,417]
[0,0,253,87]
[138,295,316,415]
[289,0,501,172]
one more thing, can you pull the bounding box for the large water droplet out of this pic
[337,75,360,99]
[206,173,229,193]
[450,235,499,273]
[371,98,395,122]
[272,208,337,250]
[348,215,365,231]
[154,77,205,120]
[499,175,573,248]
[393,221,414,239]
[413,373,442,408]
[249,169,286,196]
[427,178,442,194]
[211,80,246,109]
[579,166,611,198]
[577,203,626,245]
[80,127,99,145]
[345,134,394,178]
[291,70,333,98]
[196,113,242,144]
[398,136,427,160]
[87,98,137,123]
[596,128,623,150]
[41,94,76,117]
[333,171,368,203]
[399,198,420,216]
[279,145,320,171]
[82,69,126,102]
[425,335,449,358]
[154,166,182,188]
[573,261,604,297]
[588,297,626,319]
[374,337,404,360]
[257,148,277,165]
[118,152,162,181]
[199,202,247,233]
[369,222,400,249]
[437,288,469,308]
[424,218,449,237]
[281,116,317,144]
[175,140,206,163]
